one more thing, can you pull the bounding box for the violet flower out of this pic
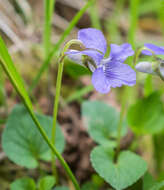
[66,28,136,94]
[142,43,164,56]
[136,43,164,79]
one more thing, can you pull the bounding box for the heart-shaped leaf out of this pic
[2,104,65,168]
[91,146,147,190]
[82,101,127,146]
[10,177,36,190]
[127,92,164,134]
[38,176,55,190]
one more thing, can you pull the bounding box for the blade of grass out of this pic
[43,0,58,181]
[0,36,80,190]
[105,0,125,44]
[43,0,55,58]
[158,0,164,37]
[127,0,140,48]
[89,0,101,29]
[29,0,96,92]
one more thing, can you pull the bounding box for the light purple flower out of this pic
[66,28,136,94]
[136,43,164,80]
[142,43,164,56]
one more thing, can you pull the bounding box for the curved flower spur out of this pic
[66,28,136,94]
[135,43,164,80]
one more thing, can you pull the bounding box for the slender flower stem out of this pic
[115,87,128,160]
[133,47,157,68]
[127,0,140,48]
[29,0,95,92]
[0,58,81,190]
[116,0,140,160]
[115,41,156,161]
[51,58,64,183]
[0,37,80,190]
[51,39,84,187]
[27,105,80,190]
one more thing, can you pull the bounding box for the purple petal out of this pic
[66,50,83,66]
[142,43,164,55]
[104,60,136,88]
[66,28,107,65]
[92,68,111,94]
[110,43,134,62]
[78,28,107,64]
[79,49,103,65]
[78,28,107,54]
[66,49,103,66]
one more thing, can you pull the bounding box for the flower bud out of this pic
[135,61,156,74]
[135,59,164,81]
[158,62,164,80]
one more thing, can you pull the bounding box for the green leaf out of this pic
[54,187,69,190]
[82,101,127,146]
[91,146,147,190]
[2,104,65,168]
[0,33,79,190]
[127,92,164,135]
[38,176,55,190]
[64,58,91,79]
[0,36,33,110]
[10,177,36,190]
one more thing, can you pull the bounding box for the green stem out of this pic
[116,0,140,159]
[127,0,140,47]
[0,57,80,190]
[28,106,80,190]
[51,59,64,183]
[115,87,128,160]
[133,47,157,68]
[0,37,80,190]
[51,39,84,187]
[29,0,95,92]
